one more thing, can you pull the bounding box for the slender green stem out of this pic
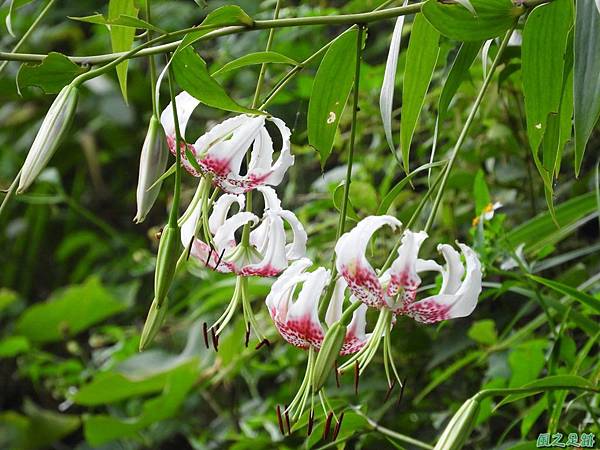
[145,0,159,117]
[319,25,365,318]
[423,27,514,233]
[0,171,21,223]
[0,0,56,75]
[166,62,182,227]
[253,0,281,108]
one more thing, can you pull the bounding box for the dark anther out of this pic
[186,235,195,261]
[384,379,397,402]
[244,323,250,348]
[397,377,407,407]
[334,360,340,388]
[354,361,360,396]
[276,405,285,435]
[155,227,163,240]
[211,328,219,351]
[214,248,226,270]
[202,322,209,349]
[307,409,314,436]
[255,338,270,350]
[323,411,334,441]
[332,412,344,440]
[204,243,214,267]
[284,406,291,435]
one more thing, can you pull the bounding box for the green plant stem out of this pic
[166,63,182,227]
[0,171,21,223]
[0,0,56,75]
[423,27,515,233]
[319,25,364,318]
[0,3,424,66]
[145,0,159,117]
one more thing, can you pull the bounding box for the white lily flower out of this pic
[265,258,369,354]
[160,92,294,194]
[181,186,306,277]
[335,215,483,323]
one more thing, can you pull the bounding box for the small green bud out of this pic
[434,397,480,450]
[139,296,169,351]
[134,115,167,223]
[18,83,79,193]
[154,223,180,307]
[311,321,346,392]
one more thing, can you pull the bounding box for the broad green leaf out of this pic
[467,320,497,345]
[422,0,522,41]
[177,5,253,54]
[496,374,595,408]
[528,275,600,314]
[0,335,29,358]
[0,288,17,314]
[508,340,546,388]
[15,277,127,343]
[307,28,358,168]
[211,51,298,76]
[332,181,377,221]
[522,0,572,159]
[108,0,139,103]
[506,192,598,254]
[377,160,445,215]
[400,14,439,174]
[16,52,86,94]
[438,41,482,120]
[574,0,600,176]
[172,46,258,115]
[83,360,199,446]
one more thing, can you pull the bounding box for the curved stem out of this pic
[145,0,159,117]
[423,27,514,233]
[0,0,56,75]
[166,63,182,227]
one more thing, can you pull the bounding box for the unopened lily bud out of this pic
[311,321,346,392]
[17,83,79,193]
[434,397,480,450]
[139,296,169,351]
[154,223,180,307]
[134,115,168,223]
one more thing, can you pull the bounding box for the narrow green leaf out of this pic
[16,52,86,94]
[438,41,482,120]
[108,0,139,103]
[528,275,600,314]
[177,5,254,54]
[522,0,572,156]
[172,46,258,115]
[69,13,162,32]
[422,0,521,41]
[495,375,595,409]
[68,13,107,25]
[211,51,297,76]
[574,0,600,176]
[307,28,358,168]
[473,169,491,216]
[400,14,439,174]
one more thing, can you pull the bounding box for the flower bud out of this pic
[434,397,480,450]
[311,321,346,392]
[17,83,79,193]
[154,223,180,307]
[134,115,168,223]
[139,296,169,351]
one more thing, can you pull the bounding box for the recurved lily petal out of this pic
[208,193,245,234]
[239,211,288,277]
[403,243,482,323]
[335,215,402,308]
[438,244,464,295]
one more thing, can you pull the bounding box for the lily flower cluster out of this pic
[134,88,483,434]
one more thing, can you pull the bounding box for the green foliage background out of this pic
[0,0,598,449]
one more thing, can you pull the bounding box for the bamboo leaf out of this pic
[574,0,600,176]
[308,28,358,168]
[211,51,297,76]
[171,46,259,115]
[108,0,139,104]
[528,275,600,314]
[422,0,521,41]
[400,14,439,174]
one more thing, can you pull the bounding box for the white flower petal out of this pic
[386,230,428,304]
[257,186,282,211]
[379,6,407,154]
[438,244,464,295]
[279,209,307,260]
[160,91,200,140]
[208,193,245,234]
[325,277,347,327]
[265,257,312,322]
[213,211,258,251]
[287,267,329,326]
